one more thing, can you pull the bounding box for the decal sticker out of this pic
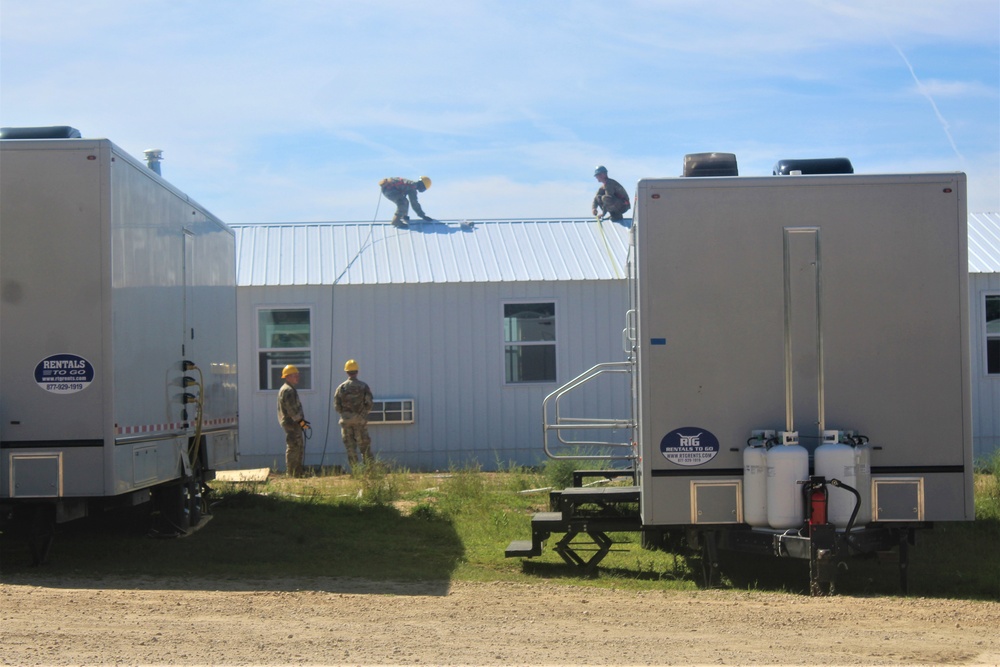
[660,427,719,466]
[34,353,95,394]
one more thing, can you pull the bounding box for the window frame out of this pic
[368,398,416,425]
[985,291,1000,377]
[502,299,558,386]
[256,305,314,391]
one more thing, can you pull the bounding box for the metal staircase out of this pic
[505,474,641,570]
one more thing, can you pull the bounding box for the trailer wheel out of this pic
[699,531,721,589]
[641,528,665,550]
[27,503,56,565]
[188,478,203,527]
[151,480,190,536]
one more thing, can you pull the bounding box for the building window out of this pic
[987,294,1000,375]
[368,399,415,424]
[504,302,556,384]
[258,308,312,390]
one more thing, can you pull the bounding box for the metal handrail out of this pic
[542,361,636,461]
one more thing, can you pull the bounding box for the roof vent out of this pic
[144,149,163,175]
[683,152,738,177]
[773,157,854,175]
[0,126,82,139]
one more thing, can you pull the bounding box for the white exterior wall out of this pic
[971,272,1000,461]
[235,280,630,471]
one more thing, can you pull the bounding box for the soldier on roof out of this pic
[379,176,433,228]
[591,166,630,222]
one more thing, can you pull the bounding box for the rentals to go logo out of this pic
[660,426,720,466]
[34,353,95,394]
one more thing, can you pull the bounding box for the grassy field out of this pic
[1,458,998,599]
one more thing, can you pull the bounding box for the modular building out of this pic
[231,219,632,472]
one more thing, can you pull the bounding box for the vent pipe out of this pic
[143,148,163,175]
[683,152,738,177]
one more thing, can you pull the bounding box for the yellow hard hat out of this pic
[420,176,431,189]
[344,359,359,372]
[281,364,300,378]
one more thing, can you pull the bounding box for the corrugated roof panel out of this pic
[232,218,632,286]
[235,213,996,285]
[969,212,1000,273]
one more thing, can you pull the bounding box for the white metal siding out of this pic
[971,272,1000,460]
[236,280,630,471]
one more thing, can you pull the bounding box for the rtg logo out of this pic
[660,426,719,466]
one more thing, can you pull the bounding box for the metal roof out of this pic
[232,218,631,286]
[233,213,1000,286]
[969,212,1000,273]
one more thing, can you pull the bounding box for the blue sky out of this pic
[1,1,997,224]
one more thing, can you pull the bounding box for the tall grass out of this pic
[974,449,1000,520]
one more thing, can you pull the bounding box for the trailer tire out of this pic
[27,503,56,565]
[188,478,203,527]
[641,528,665,550]
[152,480,190,536]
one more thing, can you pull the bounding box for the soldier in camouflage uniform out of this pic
[277,364,308,477]
[379,176,433,227]
[334,359,375,468]
[591,165,631,222]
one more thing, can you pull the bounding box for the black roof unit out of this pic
[0,126,82,139]
[683,152,738,177]
[773,157,854,175]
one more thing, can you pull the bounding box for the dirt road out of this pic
[2,576,998,666]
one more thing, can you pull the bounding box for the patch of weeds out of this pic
[540,458,583,489]
[492,456,541,492]
[352,459,401,506]
[409,502,443,521]
[443,464,486,499]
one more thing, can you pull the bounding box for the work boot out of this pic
[391,215,408,228]
[610,213,624,222]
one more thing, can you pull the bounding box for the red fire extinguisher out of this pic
[808,476,828,526]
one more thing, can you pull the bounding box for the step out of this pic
[558,486,641,504]
[572,469,636,487]
[532,511,568,531]
[535,509,642,534]
[505,539,541,558]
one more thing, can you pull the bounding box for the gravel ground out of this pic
[2,576,999,666]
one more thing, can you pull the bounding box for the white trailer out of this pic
[512,155,973,594]
[0,127,239,561]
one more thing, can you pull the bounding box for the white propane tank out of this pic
[743,438,769,527]
[815,430,858,529]
[852,436,872,527]
[766,432,809,529]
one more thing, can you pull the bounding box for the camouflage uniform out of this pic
[334,376,374,467]
[593,177,631,221]
[379,177,428,226]
[277,381,305,477]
